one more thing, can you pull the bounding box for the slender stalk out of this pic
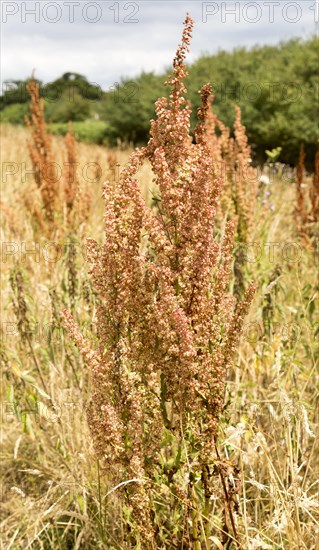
[26,335,48,394]
[214,439,241,549]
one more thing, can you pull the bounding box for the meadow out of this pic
[1,16,318,550]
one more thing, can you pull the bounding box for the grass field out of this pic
[1,118,318,548]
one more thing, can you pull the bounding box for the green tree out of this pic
[45,91,90,123]
[102,72,167,144]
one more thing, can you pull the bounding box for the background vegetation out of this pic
[1,35,318,165]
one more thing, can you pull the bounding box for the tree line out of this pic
[1,35,318,166]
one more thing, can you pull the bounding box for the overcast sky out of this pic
[1,1,317,90]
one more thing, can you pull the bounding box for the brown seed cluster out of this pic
[206,100,258,245]
[25,80,90,235]
[295,144,307,230]
[310,149,319,224]
[294,145,319,240]
[25,79,58,228]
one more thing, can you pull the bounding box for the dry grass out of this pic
[1,124,156,550]
[1,119,318,548]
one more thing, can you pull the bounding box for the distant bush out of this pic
[102,72,167,145]
[0,73,101,109]
[0,79,32,108]
[43,72,102,102]
[0,93,92,126]
[45,92,91,123]
[49,120,108,144]
[0,103,29,124]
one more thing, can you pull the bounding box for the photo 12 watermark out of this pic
[1,1,140,24]
[202,1,319,24]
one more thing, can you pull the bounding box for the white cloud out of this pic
[1,1,316,89]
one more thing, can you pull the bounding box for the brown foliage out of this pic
[25,81,91,235]
[25,80,59,228]
[310,149,319,223]
[295,144,307,229]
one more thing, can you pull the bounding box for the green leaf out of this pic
[21,412,35,440]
